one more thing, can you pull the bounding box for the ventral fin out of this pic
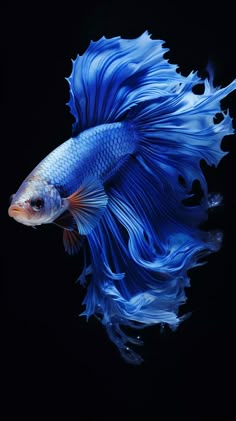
[66,177,108,235]
[63,229,84,255]
[54,211,76,230]
[54,211,83,254]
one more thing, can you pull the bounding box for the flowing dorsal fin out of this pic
[66,31,184,135]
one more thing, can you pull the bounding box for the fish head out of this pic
[8,176,64,226]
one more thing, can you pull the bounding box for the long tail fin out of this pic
[72,33,236,364]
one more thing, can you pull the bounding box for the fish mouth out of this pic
[8,204,31,220]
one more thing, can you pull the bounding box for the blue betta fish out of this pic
[8,32,236,364]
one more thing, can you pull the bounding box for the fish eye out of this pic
[30,197,44,211]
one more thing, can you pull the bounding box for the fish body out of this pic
[29,122,136,195]
[10,122,136,230]
[8,32,236,364]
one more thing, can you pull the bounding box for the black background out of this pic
[1,1,236,418]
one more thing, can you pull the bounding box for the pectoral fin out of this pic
[65,177,108,235]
